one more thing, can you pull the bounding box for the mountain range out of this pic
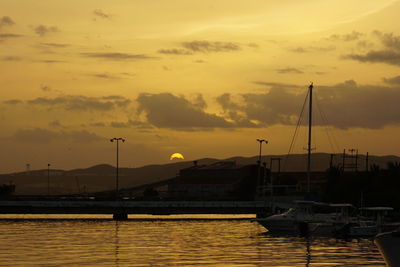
[0,153,399,195]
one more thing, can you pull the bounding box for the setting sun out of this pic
[170,153,184,160]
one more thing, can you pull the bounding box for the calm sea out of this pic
[0,215,385,266]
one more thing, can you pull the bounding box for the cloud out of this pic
[0,33,23,39]
[11,128,102,144]
[374,31,400,50]
[247,43,259,48]
[253,81,301,89]
[383,75,400,85]
[327,31,364,42]
[345,50,400,66]
[93,9,111,19]
[3,99,22,104]
[81,52,155,61]
[1,56,21,61]
[158,49,193,55]
[182,40,240,53]
[40,43,69,48]
[0,16,15,28]
[289,46,336,53]
[158,40,241,56]
[48,120,63,128]
[34,25,59,36]
[36,60,65,64]
[276,67,304,74]
[40,85,52,92]
[109,120,153,129]
[90,73,119,79]
[344,31,400,66]
[218,80,400,129]
[89,122,106,127]
[136,93,258,130]
[25,95,131,111]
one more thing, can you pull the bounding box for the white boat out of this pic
[375,230,400,267]
[254,201,354,236]
[337,207,399,238]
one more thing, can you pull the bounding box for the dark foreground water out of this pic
[0,215,385,266]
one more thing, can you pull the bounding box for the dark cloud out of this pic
[40,43,70,48]
[0,16,15,28]
[374,31,400,50]
[26,95,131,111]
[41,85,52,92]
[345,50,400,66]
[136,93,258,130]
[0,33,23,39]
[48,120,63,128]
[328,31,364,41]
[81,52,155,61]
[344,32,400,66]
[216,93,240,111]
[3,99,22,104]
[192,94,207,109]
[34,25,59,36]
[253,81,301,89]
[276,67,304,74]
[158,40,241,56]
[109,120,153,129]
[182,40,240,53]
[89,122,106,127]
[218,80,400,129]
[383,75,400,85]
[247,43,259,48]
[120,72,135,77]
[158,48,193,55]
[289,46,336,53]
[1,56,21,61]
[36,60,65,63]
[93,9,111,19]
[90,73,119,79]
[11,128,102,143]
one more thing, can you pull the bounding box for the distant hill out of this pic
[0,153,399,195]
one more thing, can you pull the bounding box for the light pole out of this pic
[256,139,268,196]
[256,139,268,164]
[47,163,50,196]
[110,137,125,199]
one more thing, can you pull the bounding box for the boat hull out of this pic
[375,231,400,267]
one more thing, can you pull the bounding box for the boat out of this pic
[375,229,400,267]
[336,207,400,238]
[254,201,355,236]
[253,83,355,236]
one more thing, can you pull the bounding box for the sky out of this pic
[1,0,400,173]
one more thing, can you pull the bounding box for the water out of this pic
[0,216,385,266]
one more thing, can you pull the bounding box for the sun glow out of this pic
[170,153,185,160]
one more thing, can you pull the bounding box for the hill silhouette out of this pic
[0,153,398,195]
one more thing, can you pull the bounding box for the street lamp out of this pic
[256,139,268,197]
[256,139,268,165]
[110,137,125,199]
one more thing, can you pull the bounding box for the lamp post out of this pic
[256,139,268,196]
[47,163,50,196]
[110,137,125,199]
[256,139,268,165]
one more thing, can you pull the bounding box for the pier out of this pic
[0,200,277,220]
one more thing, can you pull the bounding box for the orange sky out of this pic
[1,0,400,173]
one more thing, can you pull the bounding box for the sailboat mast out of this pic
[307,83,313,193]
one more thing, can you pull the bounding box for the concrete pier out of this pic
[0,200,281,219]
